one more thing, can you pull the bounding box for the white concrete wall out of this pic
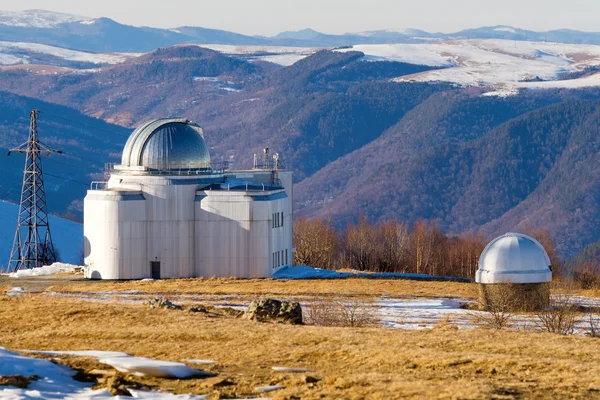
[85,170,293,280]
[84,191,147,279]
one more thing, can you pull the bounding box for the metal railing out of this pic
[90,181,108,190]
[104,161,230,176]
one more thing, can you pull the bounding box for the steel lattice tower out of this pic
[7,110,62,272]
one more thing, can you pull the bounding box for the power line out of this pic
[42,111,128,137]
[44,172,90,187]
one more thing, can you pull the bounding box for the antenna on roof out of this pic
[263,147,270,169]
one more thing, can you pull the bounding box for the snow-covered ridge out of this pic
[335,39,600,94]
[0,9,88,28]
[198,44,327,66]
[0,41,140,67]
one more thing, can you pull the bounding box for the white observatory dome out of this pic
[475,232,552,284]
[121,118,211,170]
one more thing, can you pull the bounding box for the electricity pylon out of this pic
[6,110,62,272]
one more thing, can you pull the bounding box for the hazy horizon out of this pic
[0,0,598,36]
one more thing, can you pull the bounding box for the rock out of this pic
[146,297,182,310]
[202,376,233,388]
[0,375,39,389]
[244,299,303,324]
[255,385,285,392]
[186,305,208,313]
[303,375,320,383]
[105,375,132,397]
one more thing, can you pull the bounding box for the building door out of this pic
[151,261,161,279]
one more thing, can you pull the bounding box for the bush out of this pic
[305,297,378,327]
[573,262,600,289]
[535,294,581,335]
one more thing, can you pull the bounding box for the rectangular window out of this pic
[286,249,288,265]
[273,252,275,268]
[281,212,284,226]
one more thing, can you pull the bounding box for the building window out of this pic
[273,212,285,228]
[286,249,288,265]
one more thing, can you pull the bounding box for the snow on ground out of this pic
[0,10,88,28]
[8,262,81,278]
[0,347,208,399]
[6,287,24,296]
[198,44,327,66]
[97,356,213,379]
[335,39,600,94]
[0,41,139,66]
[273,265,469,282]
[0,201,83,271]
[44,287,600,335]
[337,43,453,66]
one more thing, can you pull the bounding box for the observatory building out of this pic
[83,118,292,280]
[475,232,552,311]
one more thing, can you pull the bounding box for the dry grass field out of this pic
[48,276,479,299]
[1,277,600,399]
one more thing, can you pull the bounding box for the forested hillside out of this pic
[0,44,597,256]
[0,92,130,217]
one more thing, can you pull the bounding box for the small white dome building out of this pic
[476,232,552,284]
[83,118,293,280]
[476,232,552,311]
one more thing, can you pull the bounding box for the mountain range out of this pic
[0,10,598,261]
[3,10,600,52]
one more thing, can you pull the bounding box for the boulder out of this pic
[244,299,303,324]
[146,297,182,310]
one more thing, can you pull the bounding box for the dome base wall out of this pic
[478,282,550,312]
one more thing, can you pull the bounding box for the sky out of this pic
[0,0,598,36]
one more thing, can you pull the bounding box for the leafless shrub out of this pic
[573,262,600,290]
[587,314,600,338]
[472,284,517,329]
[305,297,378,327]
[535,294,581,335]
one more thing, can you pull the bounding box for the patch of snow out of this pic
[193,76,220,82]
[0,347,206,399]
[482,87,520,97]
[24,350,129,358]
[336,44,452,67]
[494,26,517,33]
[79,20,96,25]
[333,39,600,90]
[0,42,141,67]
[9,262,81,278]
[24,349,213,379]
[255,385,285,392]
[198,44,326,66]
[255,54,307,66]
[377,298,473,329]
[6,287,24,296]
[98,356,213,378]
[0,10,88,28]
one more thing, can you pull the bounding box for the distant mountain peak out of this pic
[274,28,323,40]
[0,9,88,28]
[491,25,519,33]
